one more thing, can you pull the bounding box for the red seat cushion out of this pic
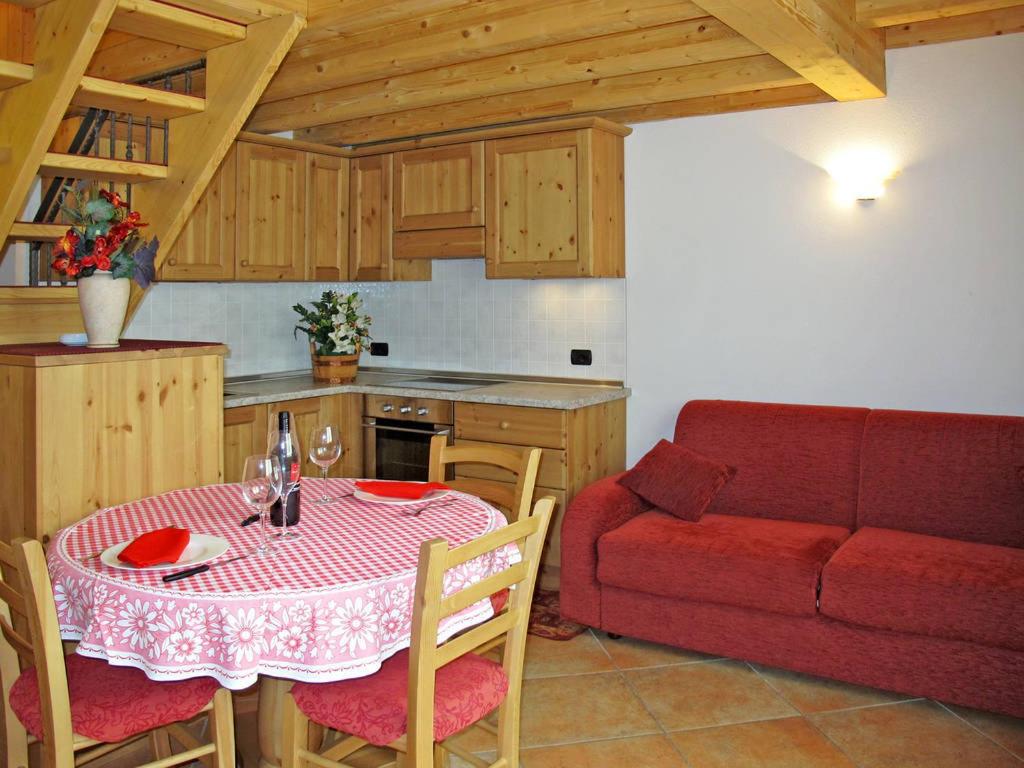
[10,654,219,743]
[290,648,509,746]
[597,511,850,617]
[490,588,509,614]
[820,527,1024,651]
[618,439,736,521]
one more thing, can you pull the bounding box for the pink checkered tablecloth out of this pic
[47,479,516,690]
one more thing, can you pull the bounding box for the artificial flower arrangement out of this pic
[293,290,372,356]
[50,185,158,287]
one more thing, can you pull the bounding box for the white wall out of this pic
[625,35,1024,463]
[127,259,626,380]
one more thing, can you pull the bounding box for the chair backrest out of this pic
[428,435,542,522]
[405,496,554,766]
[0,538,75,767]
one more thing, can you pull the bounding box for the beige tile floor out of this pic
[230,629,1024,768]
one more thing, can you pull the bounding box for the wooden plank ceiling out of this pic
[4,0,1023,147]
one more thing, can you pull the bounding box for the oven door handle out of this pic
[362,419,451,437]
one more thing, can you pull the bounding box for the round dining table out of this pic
[47,478,515,767]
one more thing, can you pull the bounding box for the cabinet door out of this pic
[161,145,236,281]
[306,153,350,281]
[349,154,393,281]
[393,142,484,231]
[485,130,587,279]
[223,404,267,485]
[236,142,307,281]
[266,395,364,482]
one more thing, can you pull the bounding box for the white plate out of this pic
[100,533,230,571]
[353,487,450,506]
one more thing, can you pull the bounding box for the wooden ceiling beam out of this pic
[167,0,305,24]
[597,82,832,123]
[694,0,886,100]
[884,3,1024,44]
[305,0,478,35]
[857,0,1023,27]
[300,54,805,145]
[249,18,760,133]
[262,0,708,103]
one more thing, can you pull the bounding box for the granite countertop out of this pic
[223,370,630,410]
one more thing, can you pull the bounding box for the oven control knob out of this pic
[399,405,413,414]
[417,407,429,416]
[381,403,394,413]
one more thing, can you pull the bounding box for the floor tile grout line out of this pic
[936,701,1024,763]
[613,662,697,768]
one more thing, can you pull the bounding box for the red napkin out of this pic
[117,527,190,567]
[355,481,449,500]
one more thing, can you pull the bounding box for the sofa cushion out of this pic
[596,511,850,617]
[857,409,1024,547]
[618,439,736,522]
[820,527,1024,651]
[674,400,869,527]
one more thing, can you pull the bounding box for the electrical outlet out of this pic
[369,342,389,357]
[570,349,592,366]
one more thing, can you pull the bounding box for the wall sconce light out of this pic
[826,147,897,203]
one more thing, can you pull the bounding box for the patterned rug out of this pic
[528,589,586,641]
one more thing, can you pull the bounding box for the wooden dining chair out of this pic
[280,496,555,768]
[428,435,542,523]
[0,537,236,768]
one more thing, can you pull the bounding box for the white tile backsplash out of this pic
[126,260,626,380]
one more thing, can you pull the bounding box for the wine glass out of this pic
[308,424,343,504]
[268,420,302,540]
[241,455,282,558]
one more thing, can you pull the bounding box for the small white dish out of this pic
[59,333,89,347]
[100,533,230,571]
[353,488,450,506]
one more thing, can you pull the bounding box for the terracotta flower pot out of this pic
[310,343,359,383]
[78,270,130,348]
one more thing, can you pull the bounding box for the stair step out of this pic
[7,222,68,242]
[39,152,169,184]
[75,76,205,120]
[0,59,32,92]
[110,0,246,51]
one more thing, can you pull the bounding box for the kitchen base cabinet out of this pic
[224,394,364,490]
[0,343,226,542]
[453,398,625,588]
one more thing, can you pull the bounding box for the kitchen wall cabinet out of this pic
[452,398,625,587]
[236,142,308,281]
[350,154,430,282]
[393,142,484,231]
[485,126,625,279]
[160,145,237,281]
[306,153,350,281]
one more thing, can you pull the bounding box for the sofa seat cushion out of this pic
[820,527,1024,651]
[596,511,850,617]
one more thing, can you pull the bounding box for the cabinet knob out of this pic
[240,259,249,267]
[167,257,177,266]
[381,403,394,413]
[500,421,511,430]
[399,405,413,414]
[417,407,429,417]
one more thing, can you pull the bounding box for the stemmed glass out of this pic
[308,424,343,504]
[241,455,282,558]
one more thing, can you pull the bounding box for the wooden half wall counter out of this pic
[0,340,226,542]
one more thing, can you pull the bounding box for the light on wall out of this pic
[826,147,897,203]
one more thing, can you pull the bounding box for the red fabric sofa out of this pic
[560,400,1024,717]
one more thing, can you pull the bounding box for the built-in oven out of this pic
[363,395,454,481]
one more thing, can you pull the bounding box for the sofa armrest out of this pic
[559,472,652,627]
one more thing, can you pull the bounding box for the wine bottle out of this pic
[269,410,301,527]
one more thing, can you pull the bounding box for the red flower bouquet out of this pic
[51,186,159,288]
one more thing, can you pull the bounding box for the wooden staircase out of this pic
[0,0,304,343]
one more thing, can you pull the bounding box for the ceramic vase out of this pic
[77,270,130,348]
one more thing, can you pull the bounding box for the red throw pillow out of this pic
[618,440,736,521]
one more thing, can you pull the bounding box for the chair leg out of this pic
[210,689,236,768]
[433,743,449,767]
[281,692,309,768]
[149,728,173,760]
